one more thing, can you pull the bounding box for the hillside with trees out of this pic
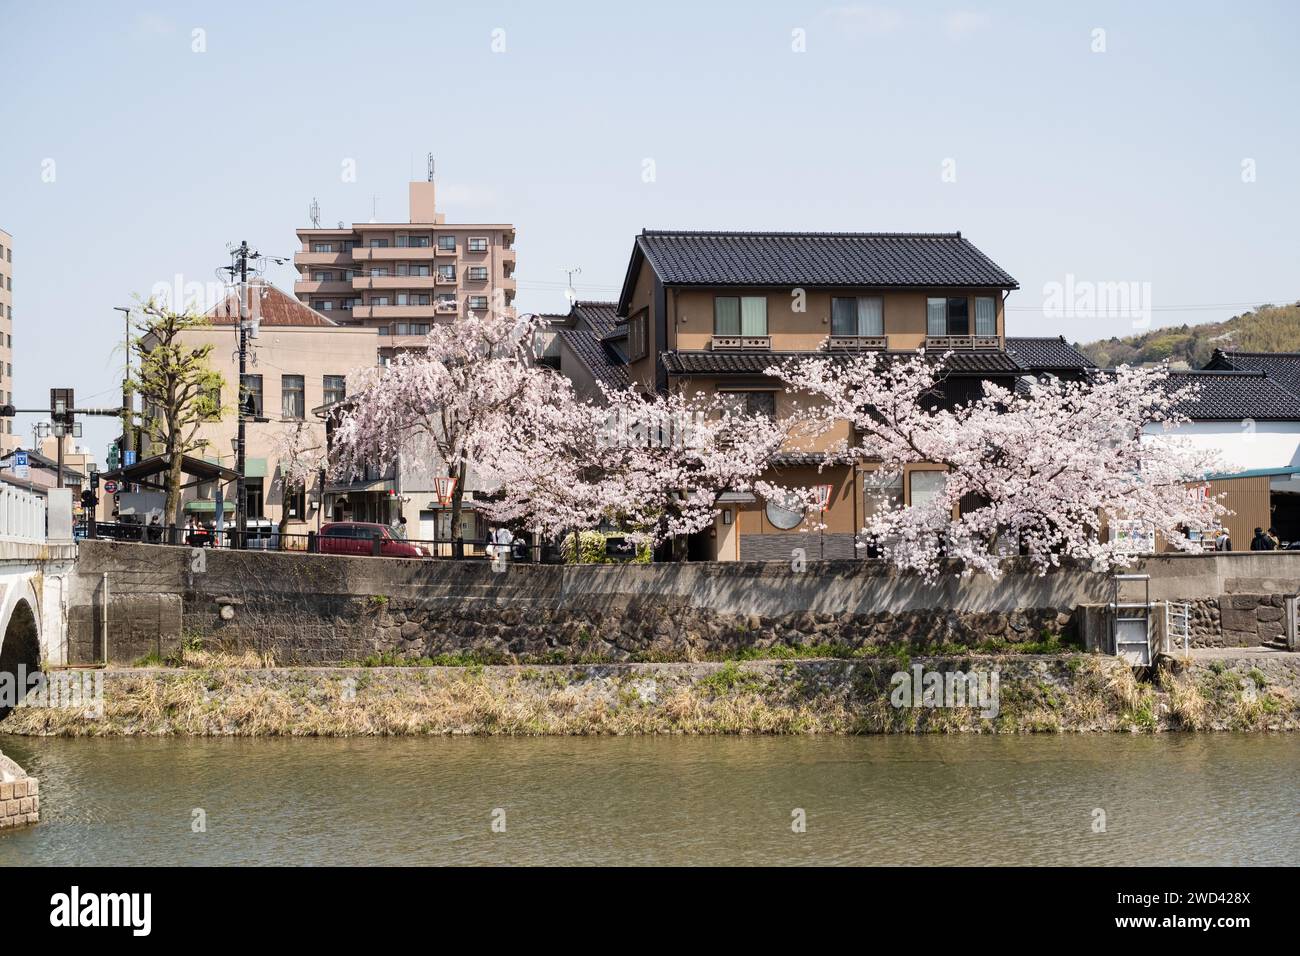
[1076,302,1300,368]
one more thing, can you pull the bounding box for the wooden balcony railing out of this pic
[924,335,1001,350]
[710,335,771,351]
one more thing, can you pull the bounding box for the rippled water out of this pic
[0,734,1295,865]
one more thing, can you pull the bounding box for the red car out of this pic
[318,522,427,558]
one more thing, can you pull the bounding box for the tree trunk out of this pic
[165,444,184,532]
[449,460,468,558]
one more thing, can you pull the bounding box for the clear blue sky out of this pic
[2,0,1298,460]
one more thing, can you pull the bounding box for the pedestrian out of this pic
[1214,528,1232,552]
[1266,527,1282,550]
[1250,527,1272,551]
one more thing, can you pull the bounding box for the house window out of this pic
[909,470,947,509]
[323,375,346,406]
[312,271,332,282]
[437,264,456,280]
[311,242,335,253]
[371,296,390,306]
[862,470,904,519]
[974,296,997,337]
[467,266,488,281]
[285,485,306,520]
[926,297,970,336]
[369,267,388,277]
[714,296,767,336]
[281,375,305,420]
[397,235,430,248]
[468,296,489,310]
[627,311,648,362]
[721,390,776,419]
[369,238,390,248]
[832,296,884,336]
[245,478,264,519]
[240,374,263,417]
[437,235,456,251]
[467,237,488,252]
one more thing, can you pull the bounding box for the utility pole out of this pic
[234,240,251,549]
[114,306,133,470]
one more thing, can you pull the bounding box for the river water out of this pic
[0,734,1294,866]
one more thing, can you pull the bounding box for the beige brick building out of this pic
[293,178,516,362]
[142,282,379,533]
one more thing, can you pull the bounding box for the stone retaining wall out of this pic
[61,542,1300,666]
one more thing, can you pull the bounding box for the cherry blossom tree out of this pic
[770,351,1227,577]
[271,420,327,536]
[328,310,567,553]
[478,381,820,557]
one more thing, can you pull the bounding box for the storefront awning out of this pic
[185,499,235,513]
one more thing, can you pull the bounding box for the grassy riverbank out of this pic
[4,653,1297,736]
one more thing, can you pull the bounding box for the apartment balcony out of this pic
[435,245,458,257]
[435,301,459,315]
[352,276,437,291]
[501,248,516,276]
[352,305,438,320]
[827,335,888,351]
[294,251,352,267]
[435,274,457,286]
[295,280,353,296]
[351,247,437,262]
[379,334,438,349]
[924,335,1001,350]
[710,335,771,351]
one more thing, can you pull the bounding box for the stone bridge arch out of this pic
[0,586,41,720]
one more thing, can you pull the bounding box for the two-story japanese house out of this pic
[563,230,1094,560]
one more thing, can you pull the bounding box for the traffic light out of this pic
[89,470,100,491]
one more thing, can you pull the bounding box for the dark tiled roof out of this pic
[627,230,1017,298]
[661,349,1022,377]
[540,300,621,338]
[1164,370,1300,421]
[1005,336,1095,372]
[558,329,631,390]
[1203,349,1300,398]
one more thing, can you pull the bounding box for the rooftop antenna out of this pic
[564,266,582,305]
[427,153,436,182]
[309,197,320,228]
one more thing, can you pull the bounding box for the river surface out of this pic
[0,734,1295,866]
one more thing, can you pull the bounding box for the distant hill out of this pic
[1076,302,1300,369]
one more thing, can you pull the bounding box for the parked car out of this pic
[318,522,427,558]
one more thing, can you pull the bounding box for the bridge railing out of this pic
[0,483,47,544]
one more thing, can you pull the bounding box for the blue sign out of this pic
[13,451,28,480]
[124,449,137,467]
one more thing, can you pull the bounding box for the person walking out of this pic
[1213,528,1233,552]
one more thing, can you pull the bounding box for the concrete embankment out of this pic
[0,750,38,828]
[3,652,1296,737]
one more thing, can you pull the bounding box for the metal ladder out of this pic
[1165,601,1192,656]
[1111,574,1153,666]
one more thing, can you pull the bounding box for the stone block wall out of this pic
[0,753,38,829]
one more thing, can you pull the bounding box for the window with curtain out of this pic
[909,470,947,509]
[831,297,858,335]
[975,296,997,337]
[714,297,741,335]
[323,375,346,406]
[926,298,947,336]
[281,375,305,420]
[740,296,767,336]
[240,374,263,417]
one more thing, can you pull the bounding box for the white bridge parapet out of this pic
[0,483,46,545]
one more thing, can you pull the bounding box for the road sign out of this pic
[13,451,29,480]
[124,449,137,467]
[103,480,119,495]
